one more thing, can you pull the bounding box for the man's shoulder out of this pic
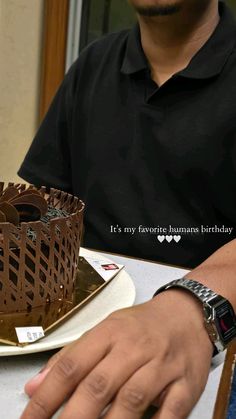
[64,29,132,89]
[75,29,131,69]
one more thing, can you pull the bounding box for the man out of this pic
[20,0,236,418]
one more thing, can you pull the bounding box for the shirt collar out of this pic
[121,1,236,79]
[121,24,148,74]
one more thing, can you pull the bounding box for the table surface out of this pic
[0,248,225,419]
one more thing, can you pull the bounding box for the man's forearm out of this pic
[185,238,236,310]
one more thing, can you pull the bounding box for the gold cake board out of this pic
[0,255,123,346]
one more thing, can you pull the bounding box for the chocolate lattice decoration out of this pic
[0,182,84,313]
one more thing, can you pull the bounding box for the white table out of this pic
[0,249,224,419]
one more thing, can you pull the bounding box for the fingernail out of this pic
[24,368,50,396]
[28,367,50,383]
[39,364,48,374]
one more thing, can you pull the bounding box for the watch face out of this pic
[215,301,236,345]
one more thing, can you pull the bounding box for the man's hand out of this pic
[21,289,213,419]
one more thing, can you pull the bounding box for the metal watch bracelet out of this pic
[153,278,219,303]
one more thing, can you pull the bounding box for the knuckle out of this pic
[53,356,77,381]
[30,396,49,417]
[48,350,62,367]
[98,318,123,343]
[105,314,122,331]
[83,372,109,401]
[119,386,147,412]
[166,397,189,418]
[106,310,128,326]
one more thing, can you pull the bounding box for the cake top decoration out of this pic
[0,186,48,225]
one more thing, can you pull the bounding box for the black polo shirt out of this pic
[18,1,236,268]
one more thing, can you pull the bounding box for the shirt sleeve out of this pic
[18,61,79,193]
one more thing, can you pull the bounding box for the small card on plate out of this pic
[83,256,123,282]
[15,327,45,344]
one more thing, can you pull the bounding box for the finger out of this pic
[25,327,101,396]
[58,345,151,419]
[21,325,112,419]
[104,359,176,419]
[25,368,51,398]
[152,389,168,408]
[25,345,72,397]
[153,381,194,419]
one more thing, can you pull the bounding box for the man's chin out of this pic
[133,3,182,17]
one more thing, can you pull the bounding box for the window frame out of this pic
[39,0,70,122]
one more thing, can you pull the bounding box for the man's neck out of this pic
[138,1,220,86]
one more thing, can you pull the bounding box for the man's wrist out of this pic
[153,277,236,355]
[152,287,214,355]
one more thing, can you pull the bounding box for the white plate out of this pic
[0,248,136,356]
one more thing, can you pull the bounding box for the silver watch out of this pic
[153,278,236,354]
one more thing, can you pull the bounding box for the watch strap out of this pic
[153,278,219,304]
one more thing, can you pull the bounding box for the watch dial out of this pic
[216,302,236,344]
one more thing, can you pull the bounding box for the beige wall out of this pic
[0,0,44,182]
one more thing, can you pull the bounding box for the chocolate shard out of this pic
[16,189,42,198]
[0,186,19,203]
[10,194,48,216]
[0,211,6,222]
[0,202,19,225]
[13,204,42,222]
[0,186,48,225]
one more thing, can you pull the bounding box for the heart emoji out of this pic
[174,235,181,242]
[166,235,173,243]
[157,235,165,243]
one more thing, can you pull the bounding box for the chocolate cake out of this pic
[0,182,84,313]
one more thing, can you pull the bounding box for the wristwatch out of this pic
[153,278,236,355]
